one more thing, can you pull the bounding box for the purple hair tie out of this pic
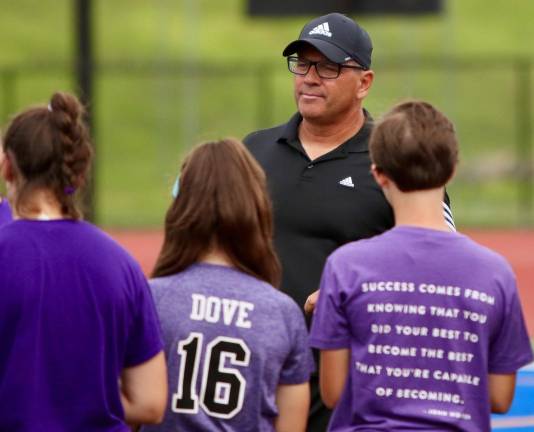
[64,186,76,195]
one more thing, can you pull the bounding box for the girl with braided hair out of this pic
[0,92,167,431]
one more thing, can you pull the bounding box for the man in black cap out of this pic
[243,13,454,431]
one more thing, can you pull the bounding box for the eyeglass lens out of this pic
[288,57,340,79]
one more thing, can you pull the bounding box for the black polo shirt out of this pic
[244,112,394,310]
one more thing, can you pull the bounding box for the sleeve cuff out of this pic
[489,353,534,374]
[309,336,351,350]
[124,342,164,368]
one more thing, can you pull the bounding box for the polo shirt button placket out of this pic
[300,162,315,180]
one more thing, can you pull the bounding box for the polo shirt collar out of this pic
[277,109,373,155]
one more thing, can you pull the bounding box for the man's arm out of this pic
[275,382,310,432]
[489,373,517,413]
[319,348,350,409]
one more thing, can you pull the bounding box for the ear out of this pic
[0,153,15,182]
[371,164,389,189]
[356,69,374,100]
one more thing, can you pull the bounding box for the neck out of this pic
[13,188,65,220]
[299,108,365,160]
[199,248,233,267]
[389,188,450,232]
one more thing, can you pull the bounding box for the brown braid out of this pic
[48,92,93,218]
[2,92,93,219]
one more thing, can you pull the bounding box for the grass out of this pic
[1,0,534,227]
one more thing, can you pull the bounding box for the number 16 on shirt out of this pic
[172,332,251,419]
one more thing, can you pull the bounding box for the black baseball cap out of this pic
[282,13,372,69]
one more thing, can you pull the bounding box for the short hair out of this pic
[2,92,93,219]
[152,138,281,287]
[369,100,458,192]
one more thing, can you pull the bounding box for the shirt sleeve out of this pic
[278,300,315,385]
[309,256,352,350]
[124,266,164,368]
[488,270,533,373]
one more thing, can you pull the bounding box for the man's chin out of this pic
[298,104,325,121]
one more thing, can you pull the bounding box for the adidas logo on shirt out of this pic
[309,22,332,38]
[339,177,355,188]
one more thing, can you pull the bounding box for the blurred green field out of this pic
[1,0,534,227]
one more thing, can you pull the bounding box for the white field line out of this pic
[491,416,534,428]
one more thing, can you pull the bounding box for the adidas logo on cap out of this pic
[309,22,332,38]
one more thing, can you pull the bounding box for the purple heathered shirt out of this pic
[0,199,12,226]
[142,263,314,432]
[310,226,533,432]
[0,220,163,432]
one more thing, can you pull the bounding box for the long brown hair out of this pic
[152,138,281,287]
[2,92,92,219]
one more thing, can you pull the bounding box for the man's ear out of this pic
[356,70,374,100]
[371,164,389,188]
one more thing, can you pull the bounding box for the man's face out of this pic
[293,46,372,124]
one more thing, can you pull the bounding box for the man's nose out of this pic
[303,64,322,83]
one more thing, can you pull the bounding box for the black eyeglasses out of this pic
[287,56,366,79]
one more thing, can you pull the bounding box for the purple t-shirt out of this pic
[142,263,314,432]
[0,199,12,226]
[310,226,533,432]
[0,219,163,432]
